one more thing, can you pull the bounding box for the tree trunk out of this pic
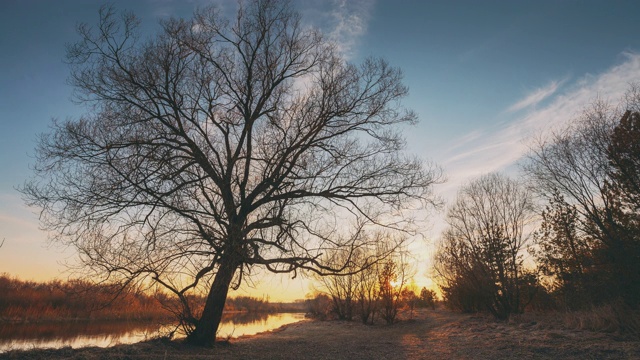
[187,256,239,346]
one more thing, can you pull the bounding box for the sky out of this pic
[2,0,640,301]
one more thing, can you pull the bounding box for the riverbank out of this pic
[2,309,639,359]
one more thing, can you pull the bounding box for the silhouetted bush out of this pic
[434,174,536,320]
[305,293,333,320]
[418,287,437,309]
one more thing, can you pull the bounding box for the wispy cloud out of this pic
[424,53,640,242]
[300,0,374,59]
[439,52,640,202]
[327,0,374,57]
[505,79,565,113]
[289,0,373,94]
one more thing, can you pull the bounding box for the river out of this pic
[0,312,306,352]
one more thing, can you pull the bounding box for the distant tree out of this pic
[400,287,418,319]
[378,250,412,324]
[378,260,398,323]
[435,236,496,313]
[532,190,599,309]
[354,251,380,324]
[0,275,168,321]
[317,249,358,321]
[434,173,536,319]
[20,0,441,346]
[418,287,437,309]
[317,233,405,324]
[305,293,332,320]
[227,296,271,313]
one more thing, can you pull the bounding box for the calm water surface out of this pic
[0,312,305,352]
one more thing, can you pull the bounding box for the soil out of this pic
[1,309,638,359]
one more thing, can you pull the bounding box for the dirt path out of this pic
[2,310,639,359]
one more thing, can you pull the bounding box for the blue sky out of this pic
[2,0,640,300]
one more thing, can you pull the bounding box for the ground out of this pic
[1,309,639,359]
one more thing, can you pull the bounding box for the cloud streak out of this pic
[439,52,640,201]
[423,52,640,243]
[506,79,565,113]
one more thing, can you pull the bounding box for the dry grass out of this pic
[562,305,640,335]
[0,275,167,322]
[2,309,639,359]
[509,304,640,337]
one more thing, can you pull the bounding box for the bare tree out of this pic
[354,251,380,324]
[434,173,535,319]
[317,249,359,321]
[400,286,418,319]
[524,99,616,232]
[317,232,402,323]
[21,1,440,346]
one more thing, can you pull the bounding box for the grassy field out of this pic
[1,309,639,359]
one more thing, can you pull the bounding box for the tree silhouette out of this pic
[419,287,437,309]
[532,190,597,309]
[378,250,411,324]
[21,0,440,346]
[609,109,640,210]
[525,87,640,307]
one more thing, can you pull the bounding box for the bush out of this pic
[305,294,333,320]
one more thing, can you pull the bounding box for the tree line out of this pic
[0,275,299,322]
[0,275,165,321]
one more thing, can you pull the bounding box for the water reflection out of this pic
[217,312,305,339]
[0,312,305,352]
[0,320,161,351]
